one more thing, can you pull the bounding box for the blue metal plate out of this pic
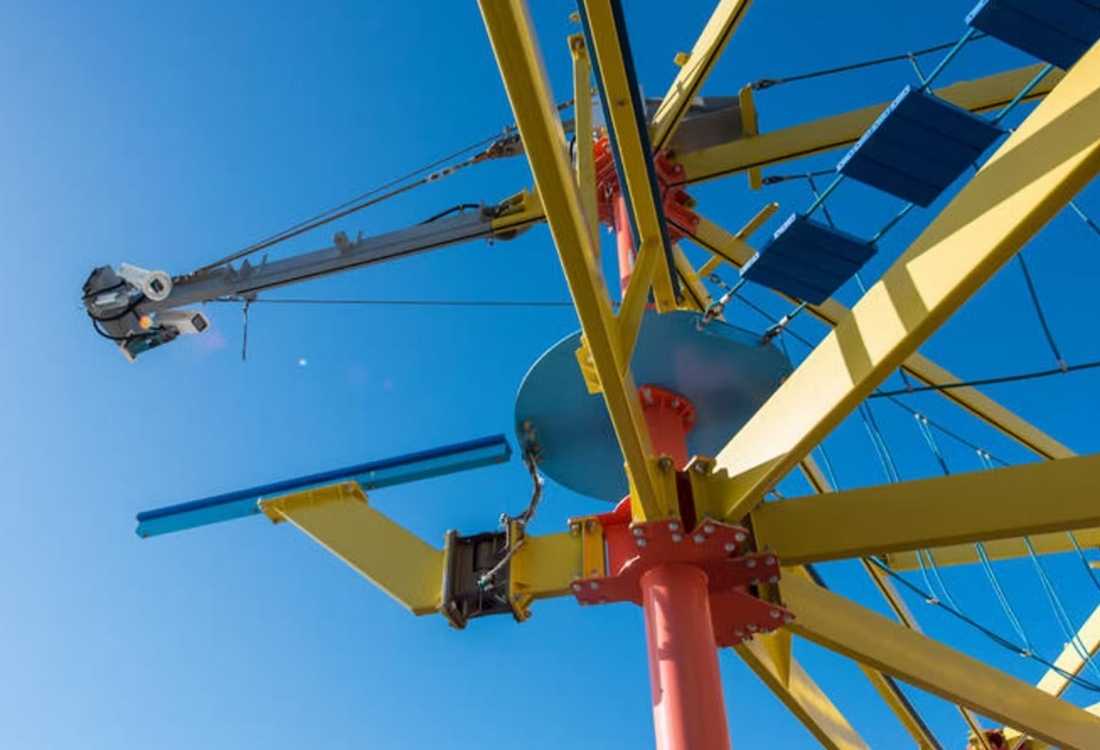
[514,311,791,501]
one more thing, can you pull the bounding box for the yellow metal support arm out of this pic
[479,0,675,521]
[735,636,869,750]
[1036,604,1100,698]
[713,45,1100,522]
[579,0,678,310]
[649,0,753,152]
[260,483,444,616]
[755,454,1100,564]
[886,528,1100,570]
[677,64,1063,186]
[781,574,1100,749]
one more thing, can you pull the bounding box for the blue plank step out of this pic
[836,86,1004,207]
[741,213,875,305]
[967,0,1100,71]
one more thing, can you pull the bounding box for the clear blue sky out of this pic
[3,1,1099,747]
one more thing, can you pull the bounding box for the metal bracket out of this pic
[440,526,527,629]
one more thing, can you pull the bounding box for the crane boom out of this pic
[82,195,538,360]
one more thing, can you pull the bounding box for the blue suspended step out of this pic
[967,0,1100,71]
[836,86,1004,207]
[740,213,875,305]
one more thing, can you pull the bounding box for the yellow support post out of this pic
[781,574,1100,749]
[578,0,678,310]
[735,637,869,750]
[478,0,676,522]
[755,454,1100,564]
[649,0,754,152]
[677,64,1063,185]
[713,46,1100,522]
[260,483,443,616]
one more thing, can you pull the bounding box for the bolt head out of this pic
[667,521,680,532]
[746,558,757,568]
[589,581,599,591]
[671,533,683,543]
[658,457,674,471]
[734,531,747,543]
[767,575,779,584]
[723,542,736,553]
[572,582,582,592]
[703,524,715,534]
[632,526,644,537]
[748,624,758,632]
[765,556,776,566]
[692,462,708,474]
[769,610,781,619]
[783,614,795,624]
[636,538,647,547]
[692,534,705,544]
[733,629,744,637]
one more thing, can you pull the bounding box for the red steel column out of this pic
[641,563,731,750]
[635,388,731,750]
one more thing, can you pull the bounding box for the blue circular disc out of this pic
[514,310,791,501]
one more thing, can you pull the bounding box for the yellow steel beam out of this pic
[1036,604,1100,698]
[756,454,1100,564]
[677,64,1063,186]
[736,636,869,750]
[686,214,1075,462]
[672,242,710,311]
[579,0,678,310]
[781,574,1100,749]
[479,0,675,521]
[260,483,443,615]
[886,527,1100,570]
[713,47,1100,522]
[569,34,600,252]
[650,0,753,152]
[798,456,984,747]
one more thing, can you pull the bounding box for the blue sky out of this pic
[2,1,1099,747]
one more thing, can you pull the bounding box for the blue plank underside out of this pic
[135,434,512,537]
[968,0,1100,71]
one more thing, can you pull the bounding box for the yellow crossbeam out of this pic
[713,45,1100,522]
[736,637,869,750]
[677,64,1063,186]
[885,528,1100,570]
[479,0,674,521]
[1037,604,1100,698]
[260,483,443,615]
[650,0,753,152]
[756,454,1100,564]
[579,0,678,310]
[781,574,1100,749]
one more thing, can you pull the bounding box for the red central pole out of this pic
[636,390,732,750]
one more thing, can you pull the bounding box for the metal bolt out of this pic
[667,521,680,532]
[723,542,736,553]
[693,534,705,544]
[589,581,599,591]
[671,533,683,543]
[769,610,781,619]
[746,558,757,568]
[636,538,647,548]
[692,462,708,474]
[632,526,645,537]
[703,524,715,534]
[658,457,674,471]
[733,629,744,637]
[747,624,758,632]
[767,575,779,584]
[765,556,776,566]
[734,531,747,543]
[784,614,795,624]
[572,582,582,592]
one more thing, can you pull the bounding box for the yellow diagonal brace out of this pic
[678,64,1063,185]
[714,46,1100,522]
[687,214,1075,462]
[479,0,674,521]
[782,574,1100,749]
[886,527,1100,570]
[798,457,980,747]
[736,637,869,750]
[260,483,443,615]
[650,0,753,152]
[757,454,1100,564]
[580,0,677,310]
[1037,604,1100,698]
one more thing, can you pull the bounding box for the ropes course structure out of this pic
[79,1,1100,748]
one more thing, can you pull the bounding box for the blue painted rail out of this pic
[135,434,512,538]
